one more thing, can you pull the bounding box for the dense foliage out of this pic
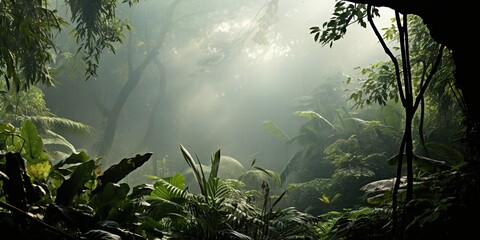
[0,122,320,239]
[2,0,480,239]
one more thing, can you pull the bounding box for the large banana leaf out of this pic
[293,110,334,130]
[279,151,304,185]
[261,120,290,141]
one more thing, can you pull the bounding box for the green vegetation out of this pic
[0,122,320,239]
[2,0,479,239]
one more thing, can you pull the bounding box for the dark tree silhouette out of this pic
[342,0,478,132]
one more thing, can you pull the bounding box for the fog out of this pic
[43,0,393,184]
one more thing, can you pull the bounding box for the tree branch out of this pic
[367,5,406,106]
[0,201,78,239]
[413,44,445,111]
[342,0,430,16]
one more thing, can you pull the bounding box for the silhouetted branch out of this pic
[0,201,78,240]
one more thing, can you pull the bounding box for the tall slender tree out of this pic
[310,1,465,238]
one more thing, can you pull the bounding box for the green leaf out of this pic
[271,190,287,209]
[21,120,48,163]
[94,153,152,194]
[179,143,205,196]
[64,151,91,164]
[55,159,96,206]
[254,166,272,177]
[162,173,186,190]
[261,120,290,141]
[151,176,187,200]
[0,123,22,152]
[209,149,221,180]
[92,182,130,218]
[0,123,16,140]
[42,130,76,153]
[293,111,335,129]
[319,193,330,204]
[279,151,303,184]
[331,193,342,202]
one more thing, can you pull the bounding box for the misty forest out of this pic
[1,0,478,239]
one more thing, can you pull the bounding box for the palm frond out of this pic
[267,207,320,239]
[42,130,76,153]
[24,116,94,134]
[161,173,186,190]
[151,177,189,200]
[212,180,231,199]
[147,176,192,220]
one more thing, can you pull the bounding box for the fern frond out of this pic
[161,173,186,190]
[151,176,190,201]
[214,180,232,199]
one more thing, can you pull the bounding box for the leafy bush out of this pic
[0,122,321,239]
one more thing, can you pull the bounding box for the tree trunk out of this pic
[97,0,182,163]
[345,0,479,131]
